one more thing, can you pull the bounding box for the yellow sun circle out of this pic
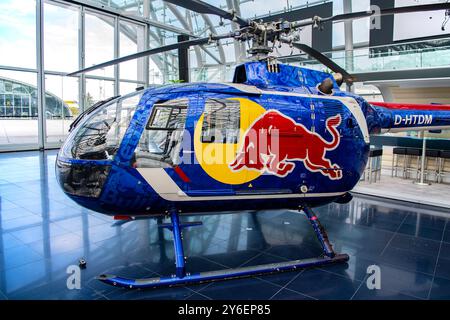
[194,98,266,185]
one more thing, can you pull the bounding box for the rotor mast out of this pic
[244,20,295,61]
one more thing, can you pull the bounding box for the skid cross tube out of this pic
[98,208,349,289]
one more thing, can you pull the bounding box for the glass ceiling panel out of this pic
[239,1,289,19]
[66,0,409,72]
[87,0,145,18]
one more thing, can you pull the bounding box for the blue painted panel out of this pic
[54,60,450,217]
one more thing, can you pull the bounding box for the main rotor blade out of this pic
[163,0,248,27]
[67,35,231,76]
[292,43,355,84]
[295,2,450,27]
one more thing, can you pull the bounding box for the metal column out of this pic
[79,6,86,112]
[36,0,46,150]
[178,35,190,83]
[415,131,431,186]
[343,0,354,92]
[114,16,120,96]
[143,0,151,87]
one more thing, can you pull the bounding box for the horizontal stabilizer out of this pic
[369,102,450,133]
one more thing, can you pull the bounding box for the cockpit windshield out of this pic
[59,91,143,160]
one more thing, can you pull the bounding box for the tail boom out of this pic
[369,102,450,133]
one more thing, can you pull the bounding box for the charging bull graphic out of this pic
[230,110,343,180]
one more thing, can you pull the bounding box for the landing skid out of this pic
[98,207,349,289]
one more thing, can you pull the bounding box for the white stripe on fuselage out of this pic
[137,168,347,202]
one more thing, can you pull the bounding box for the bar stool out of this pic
[368,148,383,183]
[392,147,407,178]
[438,150,450,183]
[405,148,422,180]
[424,149,440,182]
[362,148,383,183]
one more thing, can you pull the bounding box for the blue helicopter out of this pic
[59,1,450,289]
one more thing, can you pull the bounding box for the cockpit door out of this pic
[232,95,304,194]
[187,98,244,196]
[134,99,188,168]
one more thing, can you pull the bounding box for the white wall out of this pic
[394,0,450,41]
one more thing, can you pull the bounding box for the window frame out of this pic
[201,99,241,144]
[136,101,188,164]
[146,104,188,131]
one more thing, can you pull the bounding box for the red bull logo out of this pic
[229,110,343,180]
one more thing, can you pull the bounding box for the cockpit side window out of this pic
[201,99,240,144]
[147,106,187,132]
[135,99,188,167]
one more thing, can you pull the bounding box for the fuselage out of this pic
[55,62,376,217]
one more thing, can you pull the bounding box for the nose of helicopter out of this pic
[56,157,112,199]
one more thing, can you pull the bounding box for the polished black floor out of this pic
[1,150,450,300]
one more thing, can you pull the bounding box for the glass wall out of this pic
[0,0,182,152]
[332,0,370,48]
[85,11,115,78]
[149,26,178,84]
[120,81,141,95]
[0,0,38,150]
[0,71,39,149]
[86,78,115,104]
[0,0,37,69]
[84,10,116,108]
[44,74,79,144]
[89,0,146,18]
[119,20,146,84]
[44,1,79,147]
[239,0,327,18]
[43,2,79,72]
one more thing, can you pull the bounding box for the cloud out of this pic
[0,0,36,17]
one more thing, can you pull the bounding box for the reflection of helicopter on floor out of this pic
[57,1,450,288]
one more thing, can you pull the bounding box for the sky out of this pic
[0,0,37,69]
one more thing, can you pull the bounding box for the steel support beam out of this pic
[114,16,120,96]
[36,0,46,150]
[61,0,194,36]
[178,35,190,82]
[143,0,151,86]
[356,67,450,82]
[343,0,354,92]
[79,6,86,112]
[227,0,246,63]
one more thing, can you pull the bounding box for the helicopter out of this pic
[57,0,450,289]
